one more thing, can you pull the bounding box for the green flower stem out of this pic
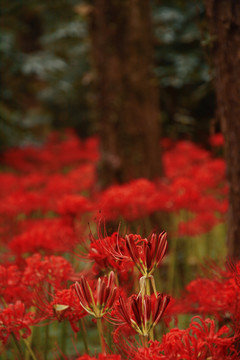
[97,317,105,354]
[24,328,33,360]
[44,284,51,360]
[146,277,154,341]
[11,333,24,360]
[22,338,37,360]
[24,311,35,360]
[2,299,24,360]
[79,318,89,354]
[140,335,148,348]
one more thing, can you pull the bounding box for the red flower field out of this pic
[0,130,239,359]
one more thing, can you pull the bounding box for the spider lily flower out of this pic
[117,293,170,337]
[34,285,86,333]
[75,271,117,319]
[89,231,134,278]
[0,301,35,344]
[125,231,168,276]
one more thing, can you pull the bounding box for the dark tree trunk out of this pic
[204,1,240,258]
[90,0,163,188]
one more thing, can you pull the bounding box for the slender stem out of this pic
[140,335,148,348]
[11,333,24,360]
[22,339,37,360]
[79,318,89,354]
[150,276,158,297]
[146,277,154,341]
[96,317,105,354]
[24,337,31,360]
[44,284,51,360]
[146,277,151,295]
[24,321,34,360]
[106,322,113,352]
[133,266,140,294]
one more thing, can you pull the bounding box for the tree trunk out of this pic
[89,0,163,188]
[204,1,240,258]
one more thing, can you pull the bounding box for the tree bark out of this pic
[204,1,240,258]
[89,0,163,188]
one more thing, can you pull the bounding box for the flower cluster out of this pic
[177,260,240,333]
[0,131,227,251]
[133,316,238,360]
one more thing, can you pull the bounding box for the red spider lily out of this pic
[178,260,240,336]
[99,231,167,277]
[0,264,34,307]
[0,300,35,344]
[129,317,237,360]
[96,179,158,221]
[75,271,117,319]
[0,265,21,290]
[22,253,74,288]
[116,293,170,337]
[125,232,168,276]
[178,212,220,237]
[89,232,134,280]
[57,194,92,217]
[2,130,98,173]
[178,277,236,323]
[9,218,78,255]
[34,285,86,332]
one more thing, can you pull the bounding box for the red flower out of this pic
[35,285,86,332]
[89,232,134,279]
[179,261,240,333]
[22,254,74,288]
[9,218,78,255]
[57,194,92,217]
[115,293,170,337]
[75,271,117,319]
[132,317,237,360]
[0,301,35,344]
[0,265,21,290]
[99,231,168,278]
[125,232,167,277]
[96,179,158,221]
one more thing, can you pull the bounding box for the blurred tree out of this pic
[153,0,214,143]
[89,0,163,188]
[0,2,45,149]
[1,0,213,151]
[0,0,92,151]
[204,0,240,257]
